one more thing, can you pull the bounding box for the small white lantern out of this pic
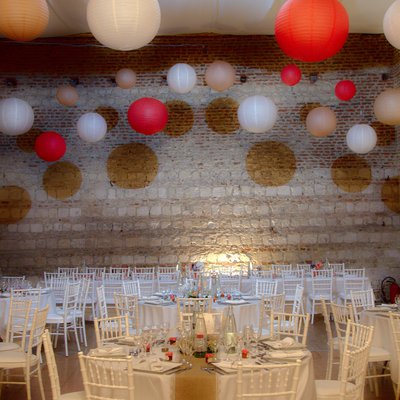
[383,0,400,49]
[115,68,136,89]
[87,0,161,51]
[0,98,34,136]
[237,95,278,133]
[346,124,377,154]
[77,112,107,143]
[167,63,197,94]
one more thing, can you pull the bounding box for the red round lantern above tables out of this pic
[127,97,168,135]
[281,64,302,86]
[275,0,349,63]
[335,80,356,101]
[35,131,66,162]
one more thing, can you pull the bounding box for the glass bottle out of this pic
[223,305,238,354]
[193,312,207,358]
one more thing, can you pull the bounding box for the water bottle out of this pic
[193,313,207,358]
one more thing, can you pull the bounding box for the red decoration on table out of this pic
[281,64,302,86]
[205,353,216,363]
[127,97,168,135]
[168,337,177,345]
[335,80,356,101]
[275,0,349,62]
[35,131,66,162]
[166,351,173,361]
[242,349,249,359]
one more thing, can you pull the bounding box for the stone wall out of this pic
[0,34,399,283]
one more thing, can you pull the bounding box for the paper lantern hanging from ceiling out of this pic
[306,107,337,137]
[115,68,137,89]
[373,88,400,125]
[335,80,356,101]
[281,64,302,86]
[205,61,236,92]
[56,86,79,107]
[87,0,161,51]
[127,97,168,135]
[0,0,49,42]
[77,112,108,143]
[167,63,197,94]
[346,124,377,154]
[35,131,66,162]
[0,98,34,136]
[383,0,400,50]
[275,0,349,62]
[237,95,278,133]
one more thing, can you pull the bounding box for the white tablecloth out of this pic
[360,310,398,384]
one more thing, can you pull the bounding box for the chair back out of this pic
[58,267,78,277]
[291,284,304,315]
[102,272,124,281]
[251,269,273,280]
[85,267,106,280]
[282,270,304,299]
[109,266,131,279]
[76,278,91,316]
[49,276,70,303]
[5,298,31,349]
[219,273,241,294]
[158,266,177,275]
[114,293,140,334]
[78,352,134,400]
[94,314,130,347]
[44,272,65,286]
[96,285,108,319]
[255,279,278,296]
[271,312,310,346]
[272,264,292,277]
[176,297,213,322]
[343,268,366,300]
[236,360,302,400]
[27,305,49,356]
[157,271,179,293]
[258,293,286,335]
[0,275,26,290]
[296,263,312,273]
[11,288,42,326]
[350,288,375,322]
[311,269,333,299]
[133,267,155,281]
[123,280,141,297]
[42,329,62,400]
[338,321,374,400]
[328,263,345,275]
[62,281,81,317]
[321,299,334,379]
[331,301,354,355]
[389,312,400,372]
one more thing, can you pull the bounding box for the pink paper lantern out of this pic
[281,64,302,86]
[127,98,168,135]
[35,131,66,162]
[335,80,356,101]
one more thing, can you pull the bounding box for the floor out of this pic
[0,315,396,399]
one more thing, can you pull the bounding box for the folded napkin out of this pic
[242,295,261,300]
[268,350,305,359]
[144,300,162,305]
[265,337,296,350]
[93,346,127,357]
[224,299,248,305]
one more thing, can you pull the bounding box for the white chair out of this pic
[272,264,292,277]
[321,299,337,380]
[42,330,85,400]
[350,288,375,322]
[46,281,81,356]
[315,321,374,400]
[282,269,304,306]
[48,276,70,304]
[109,266,131,278]
[102,278,123,307]
[389,312,400,400]
[219,273,242,294]
[133,267,156,296]
[96,285,108,319]
[340,268,366,305]
[44,272,66,287]
[271,312,311,346]
[114,293,140,334]
[58,267,79,278]
[251,268,273,280]
[0,298,31,352]
[328,263,345,275]
[75,278,91,347]
[255,279,278,296]
[236,359,302,400]
[84,267,106,280]
[308,269,334,324]
[258,293,286,336]
[0,275,26,290]
[11,288,42,325]
[123,280,141,297]
[73,272,96,320]
[102,271,123,281]
[0,306,49,400]
[78,352,134,400]
[297,263,312,273]
[176,297,213,324]
[93,314,130,347]
[291,284,305,315]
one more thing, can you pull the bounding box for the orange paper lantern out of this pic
[275,0,349,63]
[0,0,49,42]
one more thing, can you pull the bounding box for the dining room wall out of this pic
[0,34,398,283]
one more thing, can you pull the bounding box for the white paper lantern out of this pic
[0,98,34,136]
[77,112,107,143]
[167,63,197,94]
[237,95,278,133]
[346,124,377,154]
[87,0,161,51]
[383,0,400,49]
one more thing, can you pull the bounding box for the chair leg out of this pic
[37,365,45,400]
[82,320,88,347]
[25,368,31,400]
[325,345,333,380]
[74,321,81,352]
[64,322,69,357]
[311,300,315,324]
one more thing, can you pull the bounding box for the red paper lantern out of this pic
[335,80,356,101]
[275,0,349,63]
[127,97,168,135]
[35,131,66,162]
[281,64,302,86]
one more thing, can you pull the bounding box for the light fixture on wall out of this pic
[5,78,17,87]
[86,0,161,51]
[309,73,318,84]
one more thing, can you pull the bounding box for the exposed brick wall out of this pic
[0,34,399,283]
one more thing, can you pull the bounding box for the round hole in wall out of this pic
[381,176,400,214]
[164,100,194,137]
[205,97,240,134]
[16,128,42,153]
[0,186,31,224]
